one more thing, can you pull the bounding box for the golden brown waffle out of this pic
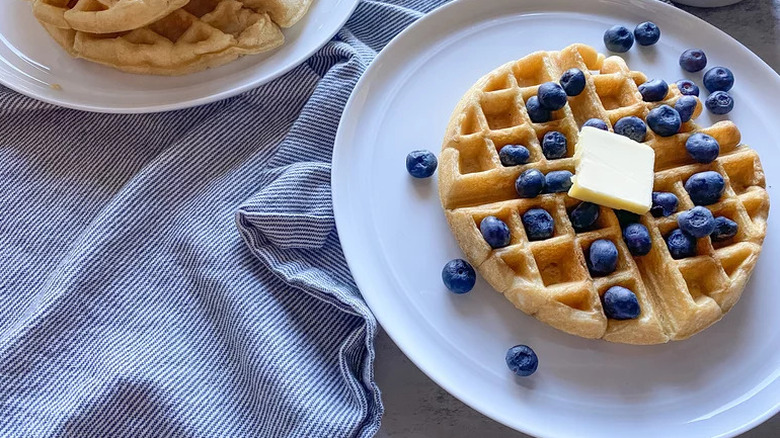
[38,0,285,76]
[439,44,769,344]
[33,0,190,34]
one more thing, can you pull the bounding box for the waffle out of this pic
[33,0,190,34]
[439,44,769,344]
[38,0,285,76]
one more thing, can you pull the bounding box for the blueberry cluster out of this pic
[526,83,567,122]
[479,207,556,247]
[678,48,735,115]
[568,194,657,320]
[586,238,642,320]
[603,21,660,53]
[514,168,573,198]
[568,206,656,320]
[526,67,589,123]
[601,21,735,116]
[587,78,694,139]
[610,84,704,138]
[497,130,570,167]
[664,170,736,259]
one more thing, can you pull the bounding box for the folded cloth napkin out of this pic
[0,1,448,436]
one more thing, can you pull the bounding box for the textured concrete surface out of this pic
[374,1,779,436]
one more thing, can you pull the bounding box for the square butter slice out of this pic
[568,126,655,214]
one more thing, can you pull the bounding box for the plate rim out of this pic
[0,0,360,114]
[332,0,780,437]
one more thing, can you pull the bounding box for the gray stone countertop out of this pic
[374,1,779,436]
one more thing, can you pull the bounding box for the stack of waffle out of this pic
[32,0,314,75]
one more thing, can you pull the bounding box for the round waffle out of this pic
[438,44,769,344]
[38,0,285,76]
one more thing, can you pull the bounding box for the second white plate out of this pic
[333,0,779,437]
[0,0,359,113]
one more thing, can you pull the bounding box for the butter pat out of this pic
[568,127,655,214]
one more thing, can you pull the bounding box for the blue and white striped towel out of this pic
[0,1,448,436]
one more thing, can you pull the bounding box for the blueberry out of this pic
[442,259,476,294]
[515,169,546,198]
[506,345,538,377]
[604,25,634,53]
[678,206,716,238]
[406,150,437,178]
[676,79,700,97]
[537,82,568,111]
[646,104,681,137]
[499,145,531,166]
[522,208,554,241]
[602,286,641,320]
[685,171,725,206]
[666,228,697,259]
[480,216,511,249]
[675,96,698,123]
[623,223,652,256]
[544,170,573,193]
[526,96,551,123]
[583,118,609,130]
[651,192,679,217]
[679,49,707,72]
[685,133,719,163]
[634,21,660,46]
[705,91,734,115]
[614,116,647,142]
[711,216,738,242]
[638,79,669,102]
[703,66,734,92]
[614,209,640,226]
[541,131,567,159]
[560,68,586,96]
[570,202,600,231]
[588,239,618,276]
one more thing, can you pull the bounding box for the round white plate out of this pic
[332,1,779,437]
[0,0,358,113]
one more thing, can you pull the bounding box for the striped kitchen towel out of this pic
[0,1,448,437]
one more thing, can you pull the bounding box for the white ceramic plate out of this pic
[0,0,358,113]
[332,1,779,437]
